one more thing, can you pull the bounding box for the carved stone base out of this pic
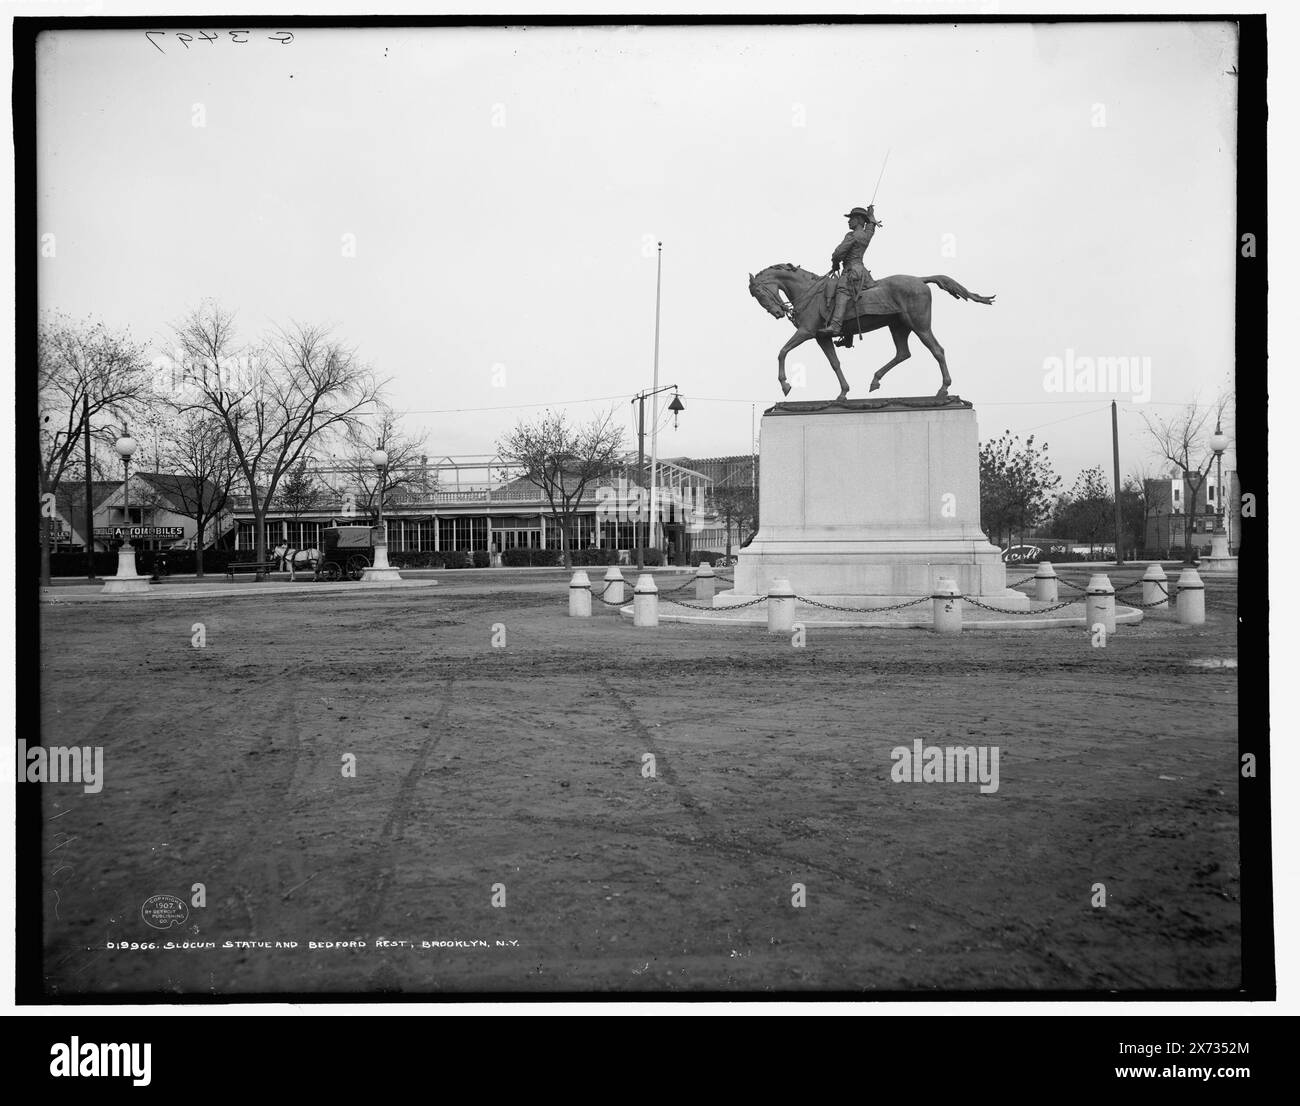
[729,396,1020,602]
[102,545,152,595]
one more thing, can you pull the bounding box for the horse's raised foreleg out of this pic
[914,326,951,397]
[777,329,813,396]
[869,320,912,393]
[814,336,851,400]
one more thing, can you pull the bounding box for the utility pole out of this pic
[649,242,663,560]
[83,395,95,579]
[636,398,646,570]
[1112,400,1124,565]
[632,383,683,570]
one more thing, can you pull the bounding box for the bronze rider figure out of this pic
[818,205,881,341]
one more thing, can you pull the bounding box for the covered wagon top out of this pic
[322,526,378,549]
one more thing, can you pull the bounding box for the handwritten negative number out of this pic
[145,31,293,53]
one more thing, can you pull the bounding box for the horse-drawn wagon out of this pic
[316,525,377,581]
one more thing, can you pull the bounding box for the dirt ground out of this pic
[34,567,1241,996]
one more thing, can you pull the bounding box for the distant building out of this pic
[670,455,760,552]
[227,454,715,560]
[1144,468,1240,554]
[89,473,235,552]
[45,482,120,552]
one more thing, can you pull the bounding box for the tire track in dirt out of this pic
[596,675,801,955]
[361,676,457,938]
[40,686,174,995]
[506,805,1080,981]
[77,675,314,994]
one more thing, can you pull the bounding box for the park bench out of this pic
[225,560,279,582]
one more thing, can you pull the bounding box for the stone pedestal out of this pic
[729,396,1022,603]
[360,540,403,582]
[101,543,151,595]
[1200,526,1238,574]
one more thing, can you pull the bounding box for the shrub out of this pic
[569,548,618,567]
[472,550,491,568]
[498,548,565,567]
[689,550,725,567]
[138,549,234,575]
[47,549,234,576]
[389,551,443,569]
[440,550,470,569]
[633,547,664,567]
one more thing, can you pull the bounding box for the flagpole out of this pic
[649,241,662,559]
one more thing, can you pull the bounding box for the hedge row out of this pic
[500,548,563,567]
[387,550,491,569]
[689,550,726,567]
[47,550,234,577]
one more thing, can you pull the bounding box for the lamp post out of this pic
[631,385,684,570]
[101,430,150,593]
[1208,422,1230,563]
[361,446,402,581]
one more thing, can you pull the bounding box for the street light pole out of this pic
[102,429,149,594]
[1208,421,1230,565]
[631,384,683,570]
[362,446,401,581]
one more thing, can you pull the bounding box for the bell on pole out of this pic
[668,392,685,429]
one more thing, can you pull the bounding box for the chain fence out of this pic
[793,594,931,614]
[961,595,1079,615]
[586,573,1175,618]
[1121,583,1172,609]
[656,575,701,594]
[661,594,768,611]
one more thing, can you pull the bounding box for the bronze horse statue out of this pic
[748,264,995,399]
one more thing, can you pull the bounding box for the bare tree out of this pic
[711,485,759,557]
[37,312,153,585]
[331,406,433,521]
[1121,466,1157,556]
[171,303,383,563]
[1143,398,1230,563]
[156,409,239,578]
[277,455,330,532]
[497,409,626,568]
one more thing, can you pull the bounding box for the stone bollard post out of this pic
[1141,563,1169,611]
[695,562,716,602]
[1176,567,1205,626]
[568,570,592,617]
[633,573,659,627]
[767,577,795,634]
[1033,561,1058,603]
[932,577,962,634]
[1085,573,1116,636]
[602,564,626,605]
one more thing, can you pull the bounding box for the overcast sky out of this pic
[36,21,1238,484]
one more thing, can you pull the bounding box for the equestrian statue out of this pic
[749,204,995,400]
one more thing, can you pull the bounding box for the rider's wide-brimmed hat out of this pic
[843,206,874,220]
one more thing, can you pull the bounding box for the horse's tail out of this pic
[923,275,996,305]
